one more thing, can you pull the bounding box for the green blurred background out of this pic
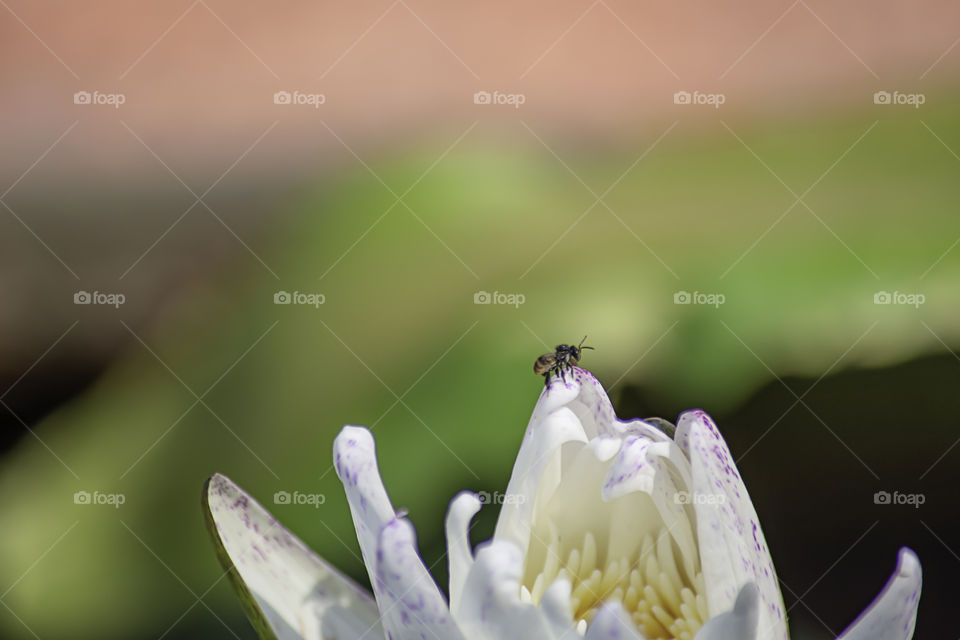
[1,2,958,638]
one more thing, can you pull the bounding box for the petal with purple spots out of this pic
[681,410,788,640]
[835,548,921,640]
[334,425,397,588]
[375,518,465,640]
[203,473,382,640]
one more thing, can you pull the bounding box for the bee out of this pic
[534,336,594,386]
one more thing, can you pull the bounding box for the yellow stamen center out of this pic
[522,528,707,638]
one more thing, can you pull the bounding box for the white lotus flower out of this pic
[204,368,922,640]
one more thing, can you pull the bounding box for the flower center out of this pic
[521,527,707,639]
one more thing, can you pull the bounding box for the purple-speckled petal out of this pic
[375,518,465,640]
[602,435,657,499]
[680,410,788,640]
[455,540,569,640]
[835,548,921,640]
[560,368,620,438]
[204,474,382,640]
[333,425,397,589]
[696,582,759,640]
[582,602,646,640]
[446,491,482,617]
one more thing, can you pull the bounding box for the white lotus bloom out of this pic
[205,368,922,640]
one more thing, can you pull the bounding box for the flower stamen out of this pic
[526,527,706,639]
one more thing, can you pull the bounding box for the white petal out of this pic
[494,395,588,556]
[333,426,397,588]
[680,410,788,640]
[583,602,647,640]
[672,411,695,458]
[496,369,678,558]
[603,436,700,581]
[695,582,759,640]
[204,474,382,640]
[375,518,465,640]
[446,491,482,617]
[539,577,575,638]
[836,548,921,640]
[456,540,563,640]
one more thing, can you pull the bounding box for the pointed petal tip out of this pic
[584,601,643,640]
[896,547,921,578]
[202,473,250,524]
[677,408,714,428]
[836,547,922,640]
[696,582,761,640]
[201,474,383,640]
[204,472,228,494]
[735,581,759,613]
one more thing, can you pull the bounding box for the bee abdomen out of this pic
[533,355,555,375]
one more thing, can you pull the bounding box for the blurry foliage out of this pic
[1,98,958,639]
